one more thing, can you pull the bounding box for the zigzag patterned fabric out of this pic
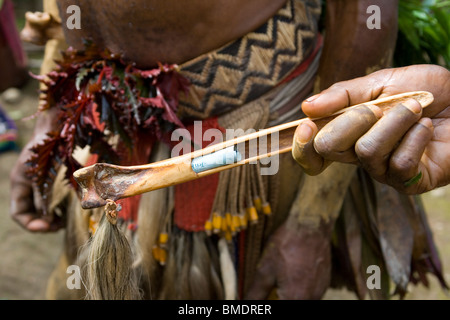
[177,0,322,120]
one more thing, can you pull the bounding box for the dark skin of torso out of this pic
[57,0,287,67]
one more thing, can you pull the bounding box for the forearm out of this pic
[317,0,399,90]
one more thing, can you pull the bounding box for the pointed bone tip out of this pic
[407,91,434,108]
[80,197,108,209]
[418,91,434,107]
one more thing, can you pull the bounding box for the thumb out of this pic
[292,120,330,175]
[302,70,390,119]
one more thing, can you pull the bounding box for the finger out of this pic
[9,180,36,224]
[292,120,330,175]
[10,192,52,232]
[10,177,52,232]
[26,218,52,232]
[355,99,423,182]
[25,11,51,25]
[10,199,54,232]
[301,72,386,118]
[387,117,434,192]
[29,212,64,232]
[31,182,46,214]
[10,208,52,232]
[12,208,61,232]
[314,104,383,163]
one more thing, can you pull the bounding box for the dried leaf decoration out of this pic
[25,40,190,214]
[330,170,449,299]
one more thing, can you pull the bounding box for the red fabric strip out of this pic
[174,117,224,232]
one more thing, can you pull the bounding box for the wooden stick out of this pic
[73,91,434,209]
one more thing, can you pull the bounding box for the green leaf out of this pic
[396,0,450,68]
[404,172,423,188]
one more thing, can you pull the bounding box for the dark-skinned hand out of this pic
[292,64,450,194]
[9,108,64,232]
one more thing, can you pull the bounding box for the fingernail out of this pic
[297,123,313,143]
[418,117,433,129]
[403,99,422,114]
[305,94,320,103]
[366,104,383,119]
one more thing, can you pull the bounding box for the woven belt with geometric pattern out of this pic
[177,0,322,120]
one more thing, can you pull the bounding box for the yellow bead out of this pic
[221,215,228,232]
[152,245,161,262]
[159,232,169,245]
[204,220,213,236]
[262,202,272,215]
[253,197,262,212]
[225,213,232,230]
[89,216,98,236]
[212,213,222,231]
[232,215,240,232]
[159,248,167,266]
[248,206,258,223]
[224,230,233,242]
